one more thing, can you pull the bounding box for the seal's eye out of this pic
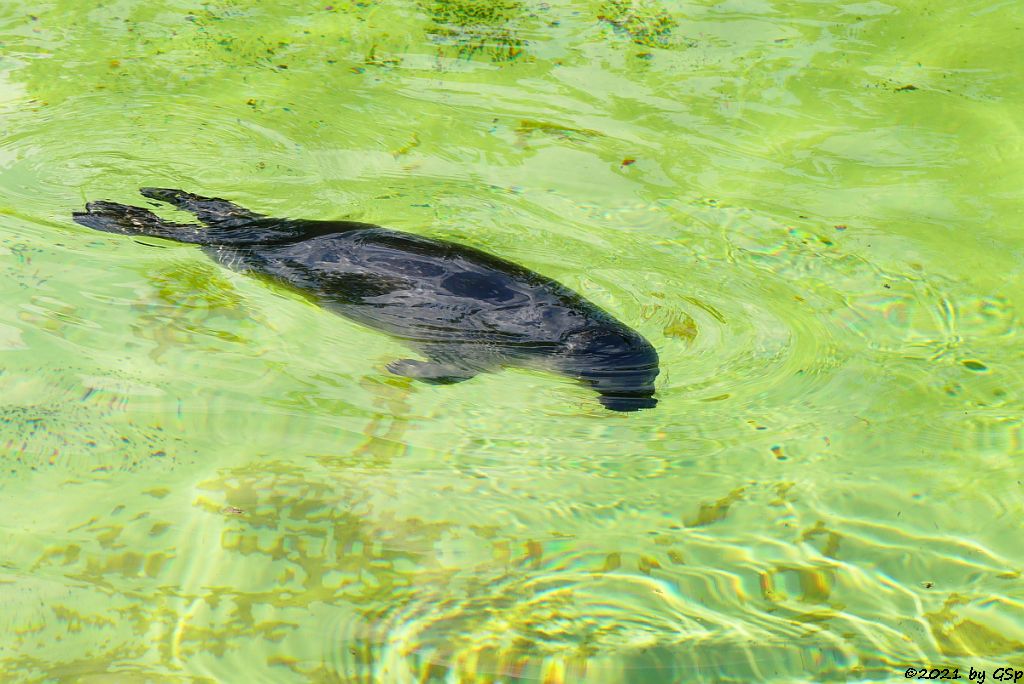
[591,331,632,350]
[571,329,636,354]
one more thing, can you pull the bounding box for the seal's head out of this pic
[562,326,660,412]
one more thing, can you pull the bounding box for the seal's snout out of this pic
[598,390,658,412]
[566,328,660,412]
[586,367,659,412]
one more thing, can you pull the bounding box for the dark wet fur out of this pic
[74,189,659,411]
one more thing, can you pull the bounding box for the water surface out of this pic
[1,0,1022,681]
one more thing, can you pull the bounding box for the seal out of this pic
[73,188,659,411]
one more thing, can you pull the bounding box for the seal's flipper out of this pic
[72,201,207,243]
[386,359,477,385]
[139,187,263,227]
[75,197,293,245]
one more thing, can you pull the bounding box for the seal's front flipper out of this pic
[139,187,263,227]
[386,359,477,385]
[72,201,207,243]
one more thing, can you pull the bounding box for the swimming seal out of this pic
[73,189,659,411]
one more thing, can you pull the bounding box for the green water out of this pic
[1,0,1022,681]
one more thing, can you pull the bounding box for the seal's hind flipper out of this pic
[139,188,263,226]
[386,359,477,385]
[73,201,207,243]
[76,195,304,246]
